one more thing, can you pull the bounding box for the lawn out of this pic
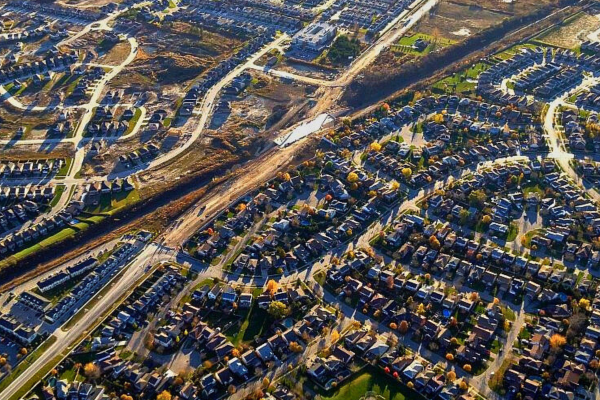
[502,306,516,322]
[56,158,73,178]
[394,33,456,55]
[0,227,80,272]
[521,183,544,197]
[490,339,501,354]
[518,327,531,340]
[85,189,140,215]
[316,367,421,400]
[432,62,489,96]
[78,215,106,224]
[235,307,271,344]
[123,108,142,136]
[506,223,519,242]
[49,185,66,208]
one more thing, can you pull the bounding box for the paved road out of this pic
[543,76,600,202]
[0,243,174,400]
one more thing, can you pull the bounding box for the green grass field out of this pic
[123,108,143,136]
[316,368,420,400]
[85,189,140,216]
[431,62,489,95]
[49,185,66,208]
[394,33,456,56]
[227,306,271,345]
[56,158,73,178]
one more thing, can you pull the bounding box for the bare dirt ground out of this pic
[96,41,133,66]
[135,72,316,195]
[0,106,80,141]
[57,0,120,10]
[417,2,510,40]
[11,73,69,109]
[0,142,74,159]
[417,0,556,42]
[448,0,554,16]
[278,58,338,80]
[535,11,600,49]
[209,72,317,146]
[111,24,243,92]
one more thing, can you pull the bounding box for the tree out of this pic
[19,348,27,356]
[429,235,441,249]
[459,380,468,391]
[370,142,382,152]
[145,333,155,350]
[331,329,340,342]
[327,35,360,65]
[446,353,454,361]
[463,364,472,372]
[262,377,270,387]
[157,391,172,400]
[550,334,566,349]
[482,215,492,224]
[399,320,409,334]
[289,342,303,353]
[389,322,398,330]
[468,189,487,207]
[459,209,471,225]
[469,292,479,302]
[416,303,426,315]
[401,168,412,179]
[266,279,278,295]
[347,172,359,183]
[84,363,100,379]
[407,381,414,389]
[447,371,456,382]
[268,301,289,319]
[578,298,590,309]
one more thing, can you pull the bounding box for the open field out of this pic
[111,23,243,92]
[312,367,422,400]
[417,2,512,41]
[431,61,489,96]
[533,11,600,50]
[96,41,133,66]
[394,33,457,55]
[85,190,141,216]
